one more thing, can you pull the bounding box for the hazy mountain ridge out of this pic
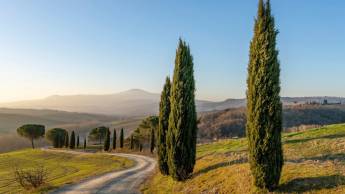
[1,89,344,116]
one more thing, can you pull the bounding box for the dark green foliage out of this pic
[70,131,76,149]
[120,128,124,148]
[167,39,197,181]
[139,143,143,152]
[150,128,155,153]
[77,135,80,148]
[64,132,69,148]
[112,129,116,150]
[130,135,134,150]
[88,126,108,145]
[83,138,86,150]
[46,128,67,148]
[246,0,283,191]
[158,77,171,175]
[17,124,45,149]
[104,129,110,151]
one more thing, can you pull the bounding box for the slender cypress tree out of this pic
[120,128,124,148]
[83,138,87,150]
[246,0,283,191]
[77,135,80,148]
[150,128,155,153]
[167,39,197,181]
[158,77,171,175]
[70,131,76,149]
[64,132,69,148]
[104,129,110,151]
[130,135,134,150]
[112,129,116,150]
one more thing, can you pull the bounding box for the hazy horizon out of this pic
[1,1,344,102]
[1,88,345,104]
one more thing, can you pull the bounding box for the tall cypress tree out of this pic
[104,129,110,151]
[77,135,80,148]
[167,39,197,181]
[246,0,283,191]
[64,132,69,148]
[130,135,134,150]
[70,131,76,149]
[120,128,124,148]
[150,128,155,153]
[158,77,171,175]
[112,129,116,150]
[83,138,87,150]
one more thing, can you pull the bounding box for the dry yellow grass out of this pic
[142,124,345,194]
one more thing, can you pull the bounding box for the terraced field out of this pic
[142,124,345,193]
[0,149,133,193]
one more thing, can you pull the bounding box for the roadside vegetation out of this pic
[143,123,345,193]
[0,149,133,193]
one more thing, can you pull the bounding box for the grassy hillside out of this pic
[143,124,345,193]
[0,149,133,193]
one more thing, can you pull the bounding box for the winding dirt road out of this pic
[49,152,156,194]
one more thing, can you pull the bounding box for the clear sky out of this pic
[0,0,344,102]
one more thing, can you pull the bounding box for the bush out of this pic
[14,165,48,190]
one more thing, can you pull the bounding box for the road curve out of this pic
[49,152,156,194]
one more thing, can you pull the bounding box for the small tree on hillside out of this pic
[64,132,69,148]
[150,128,155,153]
[70,131,76,149]
[112,129,117,150]
[120,128,124,148]
[76,135,80,148]
[46,128,67,148]
[104,129,110,151]
[88,126,108,145]
[17,124,45,149]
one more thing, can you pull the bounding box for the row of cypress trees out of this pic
[157,0,283,190]
[103,128,125,151]
[62,131,86,149]
[158,39,198,181]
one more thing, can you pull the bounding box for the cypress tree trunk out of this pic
[158,77,171,175]
[246,0,283,191]
[113,129,116,150]
[167,39,197,181]
[120,128,124,148]
[104,129,110,151]
[70,131,76,149]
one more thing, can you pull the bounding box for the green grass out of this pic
[0,149,134,193]
[142,123,345,194]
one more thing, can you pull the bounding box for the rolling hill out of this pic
[1,89,344,116]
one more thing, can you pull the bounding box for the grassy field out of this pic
[142,124,345,194]
[0,149,134,194]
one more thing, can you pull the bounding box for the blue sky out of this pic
[0,0,344,102]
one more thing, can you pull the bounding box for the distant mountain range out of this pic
[1,89,344,116]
